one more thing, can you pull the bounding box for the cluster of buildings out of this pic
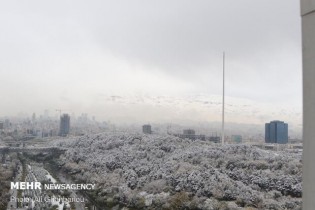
[142,125,225,143]
[0,119,11,130]
[142,120,290,145]
[1,112,291,145]
[175,129,206,141]
[0,109,118,142]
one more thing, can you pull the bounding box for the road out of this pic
[7,161,88,210]
[7,165,21,210]
[56,171,87,210]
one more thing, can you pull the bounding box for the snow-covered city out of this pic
[2,0,314,209]
[0,116,303,209]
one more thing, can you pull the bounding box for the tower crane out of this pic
[55,109,68,118]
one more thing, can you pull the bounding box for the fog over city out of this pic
[0,0,302,133]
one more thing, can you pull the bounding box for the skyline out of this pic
[0,94,302,139]
[0,0,302,132]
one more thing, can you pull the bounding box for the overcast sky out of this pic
[0,0,302,129]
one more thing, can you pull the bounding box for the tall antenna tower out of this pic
[221,52,225,145]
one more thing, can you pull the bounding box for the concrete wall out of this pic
[301,0,315,209]
[301,0,315,15]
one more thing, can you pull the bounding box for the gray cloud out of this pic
[0,0,302,123]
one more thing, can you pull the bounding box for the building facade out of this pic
[301,0,315,208]
[59,114,70,137]
[175,129,206,141]
[231,135,242,143]
[183,129,195,135]
[265,120,288,144]
[142,124,152,134]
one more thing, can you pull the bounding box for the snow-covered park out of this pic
[52,133,302,209]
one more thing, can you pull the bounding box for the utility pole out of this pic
[221,52,225,145]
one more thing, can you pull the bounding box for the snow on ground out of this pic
[28,164,70,209]
[52,133,302,209]
[50,196,70,210]
[45,170,57,184]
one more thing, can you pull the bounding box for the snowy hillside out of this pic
[52,133,302,209]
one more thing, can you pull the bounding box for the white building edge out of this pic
[301,0,315,209]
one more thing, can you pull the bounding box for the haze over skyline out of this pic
[0,0,302,133]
